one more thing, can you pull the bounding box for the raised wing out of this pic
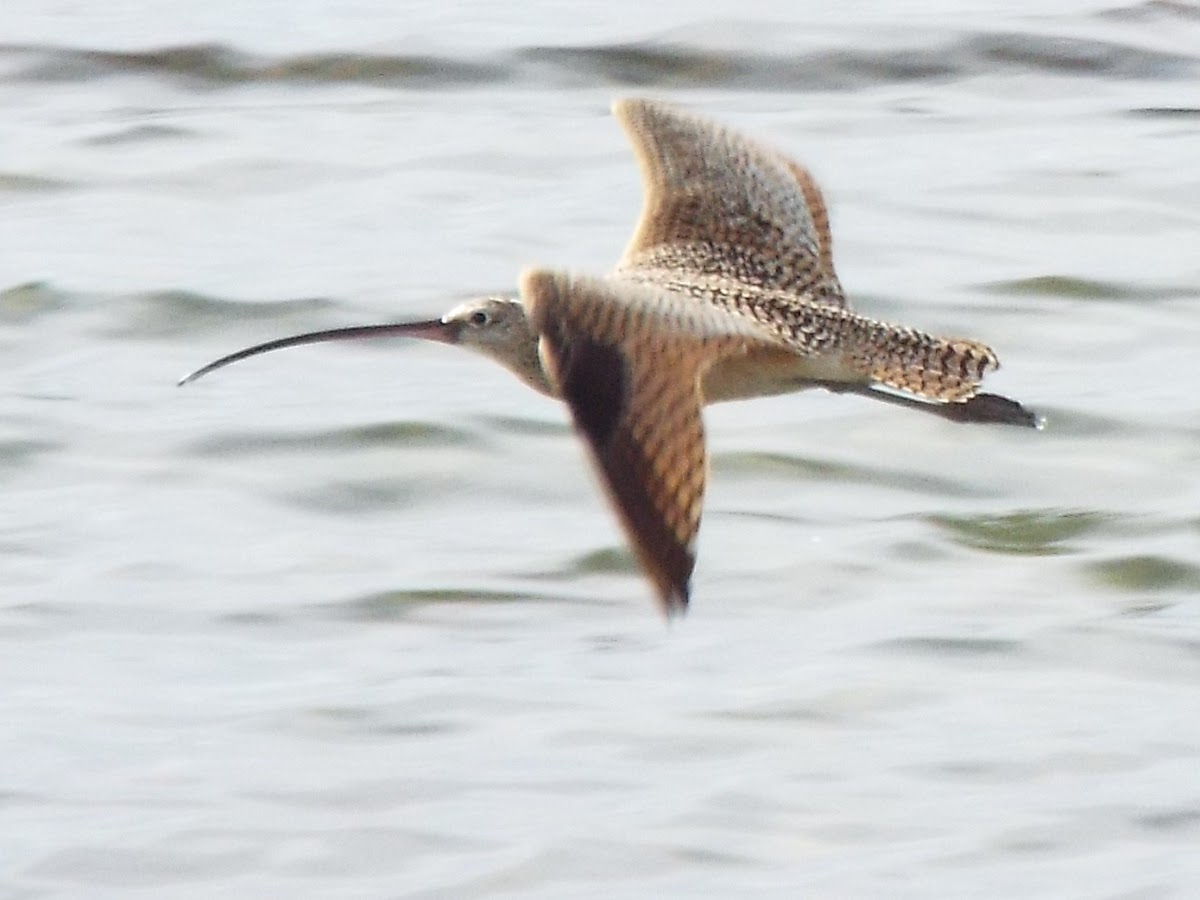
[613,98,845,307]
[521,267,778,616]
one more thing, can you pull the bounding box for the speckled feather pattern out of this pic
[523,268,779,616]
[613,98,998,403]
[180,97,1033,616]
[517,99,1022,611]
[619,270,998,401]
[614,98,843,306]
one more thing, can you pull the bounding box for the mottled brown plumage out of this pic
[614,97,845,307]
[523,269,783,613]
[612,98,999,406]
[181,98,1037,617]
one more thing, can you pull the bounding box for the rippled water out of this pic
[3,1,1200,897]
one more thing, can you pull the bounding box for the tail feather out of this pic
[848,323,999,402]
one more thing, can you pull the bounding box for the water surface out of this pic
[3,1,1199,897]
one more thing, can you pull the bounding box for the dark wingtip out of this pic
[950,393,1042,429]
[661,583,690,621]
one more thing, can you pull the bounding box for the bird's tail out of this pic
[846,320,1000,403]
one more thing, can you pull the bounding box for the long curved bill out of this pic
[177,319,459,386]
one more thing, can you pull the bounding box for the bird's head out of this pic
[436,296,543,385]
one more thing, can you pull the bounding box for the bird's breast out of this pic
[701,345,863,404]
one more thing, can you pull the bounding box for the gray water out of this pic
[3,1,1200,897]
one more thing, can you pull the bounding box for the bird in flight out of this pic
[181,98,1037,617]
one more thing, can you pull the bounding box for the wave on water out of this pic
[1101,0,1200,22]
[0,282,345,341]
[926,508,1108,556]
[186,421,483,459]
[979,276,1198,303]
[327,587,556,622]
[0,28,1195,92]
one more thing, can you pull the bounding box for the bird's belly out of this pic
[701,347,863,404]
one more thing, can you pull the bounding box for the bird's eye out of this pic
[469,310,490,326]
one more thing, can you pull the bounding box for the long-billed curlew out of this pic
[181,98,1037,617]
